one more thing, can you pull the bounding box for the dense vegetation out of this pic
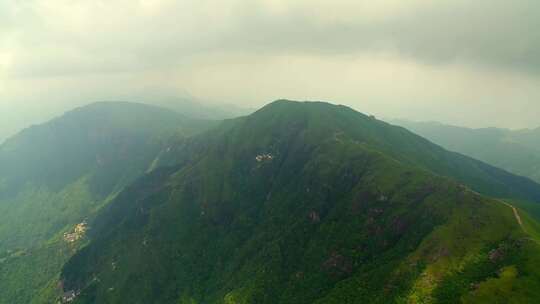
[59,100,540,303]
[0,102,212,303]
[393,120,540,184]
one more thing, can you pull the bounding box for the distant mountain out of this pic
[392,120,540,184]
[0,128,18,146]
[156,98,254,120]
[59,100,540,303]
[0,102,213,303]
[0,97,251,145]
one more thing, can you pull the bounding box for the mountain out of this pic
[59,100,540,303]
[156,102,540,204]
[0,101,213,303]
[156,98,254,121]
[392,120,540,184]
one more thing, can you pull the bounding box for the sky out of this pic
[1,0,539,141]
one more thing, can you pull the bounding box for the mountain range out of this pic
[2,100,540,303]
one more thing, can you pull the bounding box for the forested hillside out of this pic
[0,102,212,303]
[60,101,540,303]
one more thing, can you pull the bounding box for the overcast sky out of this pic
[1,0,539,140]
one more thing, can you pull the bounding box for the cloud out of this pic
[227,0,540,72]
[3,0,540,77]
[0,0,539,139]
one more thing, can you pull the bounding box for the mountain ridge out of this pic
[59,100,540,303]
[205,100,540,202]
[391,119,540,184]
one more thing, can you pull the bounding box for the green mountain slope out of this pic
[0,101,212,303]
[60,100,540,303]
[159,101,540,203]
[392,120,540,184]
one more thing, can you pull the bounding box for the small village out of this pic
[255,153,274,162]
[61,289,79,303]
[63,221,88,243]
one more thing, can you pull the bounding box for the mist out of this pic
[1,0,540,141]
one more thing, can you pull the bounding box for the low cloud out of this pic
[1,0,539,139]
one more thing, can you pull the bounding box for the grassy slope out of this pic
[61,100,540,303]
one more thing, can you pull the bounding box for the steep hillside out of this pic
[392,120,540,184]
[160,101,540,203]
[60,100,540,303]
[0,102,212,304]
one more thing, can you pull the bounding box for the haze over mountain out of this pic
[393,120,540,184]
[2,0,540,134]
[0,97,251,144]
[0,102,214,303]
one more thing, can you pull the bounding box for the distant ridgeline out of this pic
[2,100,540,303]
[392,119,540,185]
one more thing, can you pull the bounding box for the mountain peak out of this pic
[249,99,371,131]
[261,99,357,113]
